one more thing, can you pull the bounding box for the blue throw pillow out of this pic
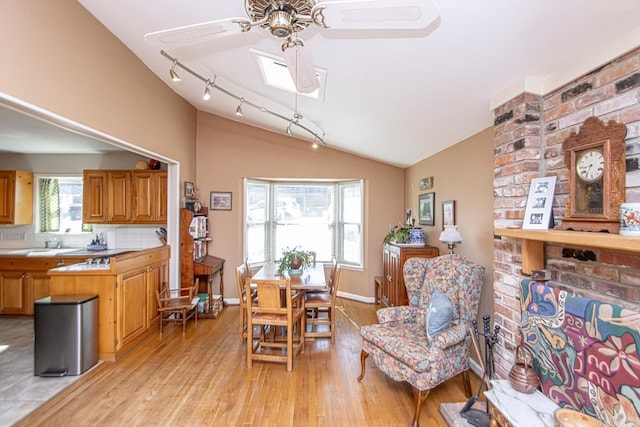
[425,289,453,341]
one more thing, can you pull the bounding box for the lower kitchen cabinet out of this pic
[0,271,28,314]
[49,246,170,361]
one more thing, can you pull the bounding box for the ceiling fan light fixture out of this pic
[269,10,294,38]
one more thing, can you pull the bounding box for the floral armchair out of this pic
[358,255,485,427]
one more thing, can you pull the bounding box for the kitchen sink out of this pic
[9,248,79,256]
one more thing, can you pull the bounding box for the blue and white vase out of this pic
[409,228,425,244]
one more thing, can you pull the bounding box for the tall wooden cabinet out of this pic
[0,170,33,224]
[381,243,438,307]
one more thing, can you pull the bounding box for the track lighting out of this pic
[236,99,245,116]
[203,80,212,101]
[169,60,181,82]
[160,50,326,146]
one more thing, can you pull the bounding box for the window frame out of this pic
[35,173,87,235]
[243,178,363,268]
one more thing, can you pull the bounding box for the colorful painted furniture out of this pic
[520,279,640,426]
[358,255,485,427]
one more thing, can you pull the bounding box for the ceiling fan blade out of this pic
[144,18,246,47]
[313,0,439,30]
[282,43,320,94]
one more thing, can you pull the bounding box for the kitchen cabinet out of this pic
[49,246,170,361]
[83,170,167,224]
[0,170,33,224]
[83,170,132,223]
[381,243,439,307]
[0,271,28,314]
[0,256,90,315]
[131,170,168,223]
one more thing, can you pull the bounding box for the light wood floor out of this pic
[17,298,479,426]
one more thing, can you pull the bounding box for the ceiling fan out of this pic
[145,0,440,93]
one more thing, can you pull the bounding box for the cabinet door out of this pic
[381,247,392,307]
[0,271,28,314]
[146,261,168,325]
[108,171,131,223]
[0,172,14,223]
[132,171,167,223]
[83,171,108,222]
[119,269,147,346]
[388,249,401,306]
[30,272,51,314]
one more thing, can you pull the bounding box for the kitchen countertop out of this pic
[0,248,143,257]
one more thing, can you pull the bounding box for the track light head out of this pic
[236,99,244,116]
[203,80,212,101]
[286,123,292,136]
[169,60,181,82]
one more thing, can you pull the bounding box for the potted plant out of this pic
[276,246,313,275]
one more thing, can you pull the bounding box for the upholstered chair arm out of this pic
[431,323,467,349]
[376,306,417,323]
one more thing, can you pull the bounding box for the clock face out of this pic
[576,149,605,183]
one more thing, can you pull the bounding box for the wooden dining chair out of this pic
[156,278,199,334]
[246,278,305,372]
[235,262,261,343]
[305,264,341,343]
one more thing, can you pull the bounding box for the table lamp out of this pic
[439,226,462,254]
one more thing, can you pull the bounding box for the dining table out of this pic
[250,262,327,291]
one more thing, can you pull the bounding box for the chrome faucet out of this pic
[45,238,62,249]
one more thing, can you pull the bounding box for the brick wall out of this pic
[492,47,640,379]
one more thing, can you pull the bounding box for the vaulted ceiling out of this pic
[3,1,640,167]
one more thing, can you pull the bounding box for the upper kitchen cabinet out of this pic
[83,170,167,225]
[0,170,33,224]
[83,170,132,224]
[131,171,168,223]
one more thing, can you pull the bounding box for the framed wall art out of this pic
[442,200,456,230]
[184,181,195,199]
[419,176,433,191]
[522,176,557,230]
[210,191,232,211]
[418,192,435,226]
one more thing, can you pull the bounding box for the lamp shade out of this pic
[439,226,462,243]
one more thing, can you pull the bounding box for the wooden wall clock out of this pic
[556,116,627,233]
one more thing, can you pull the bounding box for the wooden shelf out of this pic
[494,228,640,274]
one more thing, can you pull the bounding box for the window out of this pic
[244,179,363,267]
[37,175,88,233]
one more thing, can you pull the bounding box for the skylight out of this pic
[252,49,326,101]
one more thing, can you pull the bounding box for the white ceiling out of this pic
[3,1,640,167]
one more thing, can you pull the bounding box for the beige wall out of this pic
[404,127,495,319]
[0,0,197,179]
[196,112,405,300]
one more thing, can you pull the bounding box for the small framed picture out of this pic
[419,176,433,191]
[442,200,456,230]
[418,192,435,226]
[210,191,232,211]
[184,181,195,198]
[523,176,557,230]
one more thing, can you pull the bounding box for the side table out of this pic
[484,380,558,427]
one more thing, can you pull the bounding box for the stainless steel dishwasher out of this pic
[34,294,99,376]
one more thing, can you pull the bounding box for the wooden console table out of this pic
[194,255,225,316]
[484,380,557,427]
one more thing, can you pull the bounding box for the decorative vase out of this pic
[509,345,539,394]
[409,228,425,244]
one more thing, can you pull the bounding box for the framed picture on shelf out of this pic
[184,181,195,198]
[210,191,232,211]
[442,200,456,230]
[418,192,435,226]
[522,176,557,230]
